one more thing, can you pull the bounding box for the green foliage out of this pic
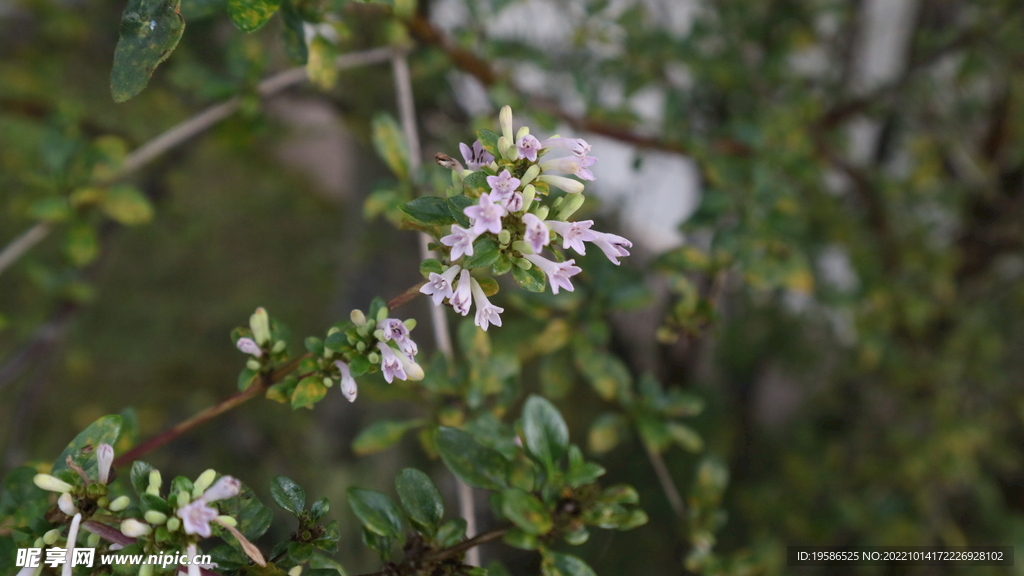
[394,469,443,536]
[228,0,280,31]
[51,414,123,478]
[110,0,186,102]
[352,419,424,455]
[347,488,405,541]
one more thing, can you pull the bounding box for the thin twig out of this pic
[391,52,476,568]
[0,47,396,281]
[642,440,686,520]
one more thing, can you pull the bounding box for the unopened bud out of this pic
[435,153,464,171]
[521,165,540,186]
[535,206,550,221]
[558,193,586,220]
[246,359,261,371]
[97,496,109,508]
[193,469,217,495]
[120,519,152,538]
[216,515,237,527]
[58,492,78,516]
[146,470,162,496]
[498,229,512,246]
[33,537,44,548]
[96,443,115,485]
[373,329,385,341]
[166,517,181,532]
[249,307,271,345]
[516,126,530,140]
[356,341,366,353]
[272,340,287,354]
[499,105,513,141]
[33,474,73,493]
[350,309,367,326]
[367,352,380,364]
[108,495,131,511]
[177,491,190,508]
[139,563,154,576]
[288,567,303,576]
[497,136,512,160]
[403,318,417,330]
[43,529,61,545]
[323,376,334,388]
[511,241,533,255]
[201,476,240,503]
[144,511,167,525]
[515,258,533,270]
[521,184,536,211]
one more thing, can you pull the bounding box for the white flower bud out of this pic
[497,136,512,160]
[521,184,537,212]
[535,206,550,221]
[323,376,334,388]
[272,340,287,354]
[350,309,367,326]
[216,515,237,527]
[539,174,585,194]
[139,563,153,576]
[249,307,271,346]
[201,476,240,503]
[246,359,261,371]
[33,474,72,493]
[288,567,303,576]
[33,536,44,547]
[96,443,115,485]
[403,318,417,330]
[521,165,541,187]
[375,305,389,322]
[177,490,191,508]
[499,105,513,142]
[58,492,78,516]
[557,193,586,220]
[43,529,61,545]
[516,126,530,140]
[236,337,263,358]
[108,495,131,511]
[120,519,152,538]
[146,470,161,496]
[143,511,167,525]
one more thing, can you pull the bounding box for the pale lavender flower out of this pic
[486,169,520,201]
[517,134,542,161]
[545,220,597,255]
[96,443,114,485]
[440,225,479,260]
[420,265,462,306]
[451,269,473,316]
[464,194,507,235]
[459,141,494,171]
[177,500,219,538]
[590,231,633,265]
[540,156,597,181]
[542,137,591,157]
[522,213,550,254]
[376,343,407,383]
[335,361,357,402]
[377,318,417,356]
[235,337,262,358]
[524,254,582,295]
[201,476,240,503]
[470,279,504,331]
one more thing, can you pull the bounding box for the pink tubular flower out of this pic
[522,213,550,254]
[590,231,633,265]
[541,137,591,157]
[503,192,524,213]
[470,279,503,331]
[377,318,417,356]
[486,169,520,201]
[201,476,240,503]
[178,500,219,538]
[524,254,582,295]
[464,194,508,235]
[376,342,407,383]
[335,361,357,402]
[236,337,262,357]
[440,225,479,260]
[517,134,542,162]
[540,155,597,181]
[545,220,597,255]
[419,265,462,306]
[459,141,494,170]
[96,443,115,485]
[451,269,473,316]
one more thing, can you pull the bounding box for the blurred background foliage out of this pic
[3,0,1024,574]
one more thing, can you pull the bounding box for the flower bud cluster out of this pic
[426,105,633,331]
[234,307,290,370]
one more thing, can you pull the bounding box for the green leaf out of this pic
[512,264,546,292]
[0,467,49,525]
[500,488,553,535]
[543,551,596,576]
[477,276,499,297]
[401,197,456,226]
[280,0,307,64]
[448,195,475,227]
[419,259,444,277]
[476,129,500,157]
[435,427,509,490]
[310,496,330,522]
[347,488,404,540]
[372,113,410,181]
[349,355,371,377]
[110,0,186,102]
[395,469,444,535]
[270,476,306,515]
[130,461,154,496]
[228,0,280,31]
[434,517,466,547]
[667,422,704,453]
[102,184,154,225]
[238,367,259,391]
[66,223,99,267]
[573,345,631,400]
[492,253,512,275]
[52,415,122,478]
[291,375,327,409]
[304,336,324,355]
[352,419,424,456]
[29,197,72,223]
[219,483,273,540]
[462,237,501,269]
[662,390,705,417]
[502,527,539,550]
[521,395,569,470]
[462,172,490,197]
[361,527,394,561]
[308,553,347,576]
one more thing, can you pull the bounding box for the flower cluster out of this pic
[233,304,423,407]
[423,106,632,330]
